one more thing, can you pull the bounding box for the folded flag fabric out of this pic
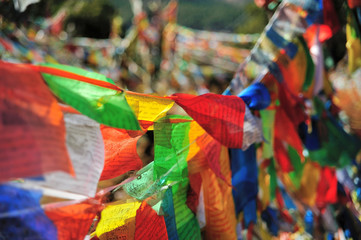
[26,112,105,197]
[100,126,143,181]
[0,184,57,240]
[172,93,246,148]
[0,61,73,182]
[0,184,101,240]
[39,63,141,130]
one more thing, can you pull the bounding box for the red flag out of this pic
[274,107,304,162]
[0,61,73,182]
[45,201,102,240]
[134,202,168,240]
[172,93,246,148]
[99,126,143,180]
[274,139,294,173]
[316,167,338,209]
[348,0,361,8]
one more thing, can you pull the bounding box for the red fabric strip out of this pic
[31,65,122,92]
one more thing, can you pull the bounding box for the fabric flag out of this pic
[154,115,192,181]
[346,11,361,73]
[95,201,141,240]
[260,109,276,159]
[125,92,174,128]
[100,126,143,181]
[161,187,179,239]
[38,63,141,130]
[287,145,305,190]
[261,207,279,236]
[171,180,202,240]
[123,162,166,200]
[12,0,40,12]
[308,100,361,168]
[187,122,209,175]
[171,93,246,148]
[153,116,201,239]
[231,145,258,226]
[0,184,100,240]
[276,38,313,97]
[134,201,168,240]
[315,167,338,209]
[294,160,321,206]
[310,26,324,96]
[274,138,294,172]
[0,184,57,240]
[258,163,271,210]
[0,61,73,182]
[348,0,361,8]
[187,121,227,182]
[274,107,304,163]
[44,200,102,240]
[299,37,315,92]
[266,27,298,59]
[200,146,237,240]
[27,112,105,197]
[238,82,271,110]
[299,119,321,151]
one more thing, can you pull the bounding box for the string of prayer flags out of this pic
[172,93,246,148]
[39,63,141,130]
[0,61,73,182]
[2,0,361,238]
[100,126,143,181]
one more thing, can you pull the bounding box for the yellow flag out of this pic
[125,92,174,123]
[96,201,141,237]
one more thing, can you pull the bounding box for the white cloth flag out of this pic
[13,0,40,12]
[27,113,105,197]
[242,106,263,150]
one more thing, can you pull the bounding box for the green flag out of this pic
[40,63,140,130]
[153,115,192,181]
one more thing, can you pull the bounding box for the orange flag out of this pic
[200,146,237,240]
[99,126,143,180]
[45,201,102,240]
